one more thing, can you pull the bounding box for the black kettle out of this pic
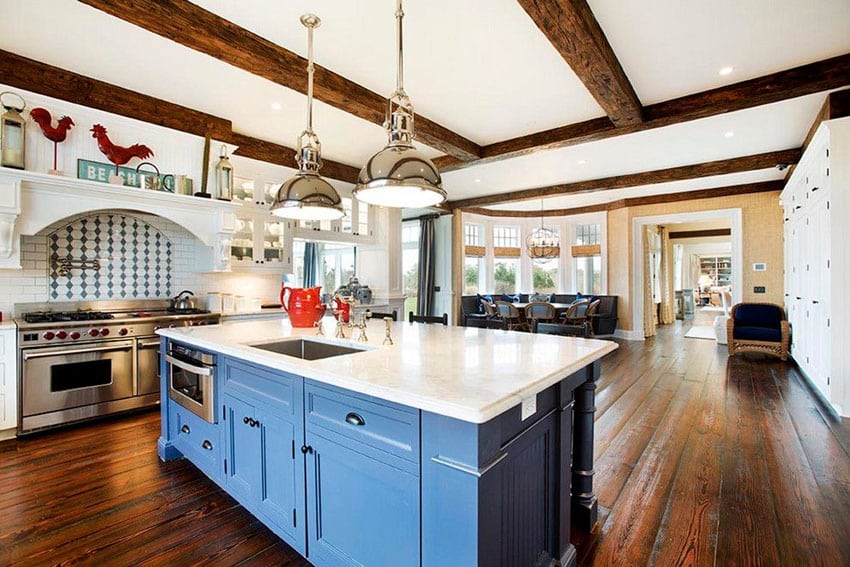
[169,290,197,311]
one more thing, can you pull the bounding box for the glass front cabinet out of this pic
[294,197,374,244]
[231,176,293,272]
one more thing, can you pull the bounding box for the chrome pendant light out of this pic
[527,200,560,263]
[271,14,344,221]
[352,0,446,209]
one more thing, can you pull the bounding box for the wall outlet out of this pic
[753,263,767,271]
[754,286,766,293]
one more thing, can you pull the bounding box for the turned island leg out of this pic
[572,361,600,531]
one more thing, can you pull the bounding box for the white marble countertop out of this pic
[0,321,17,331]
[158,317,618,424]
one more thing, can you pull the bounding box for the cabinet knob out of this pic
[345,412,366,426]
[202,440,213,451]
[181,424,191,434]
[301,445,313,454]
[243,416,250,424]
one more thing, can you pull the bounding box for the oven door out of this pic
[21,339,136,417]
[166,354,215,423]
[137,338,161,396]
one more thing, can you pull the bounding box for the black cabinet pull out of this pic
[181,424,190,434]
[243,416,250,424]
[812,300,819,304]
[794,205,802,210]
[345,412,366,426]
[202,440,213,451]
[251,418,260,428]
[301,445,313,454]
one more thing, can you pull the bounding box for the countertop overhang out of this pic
[158,318,618,424]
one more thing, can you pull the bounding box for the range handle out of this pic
[23,344,133,360]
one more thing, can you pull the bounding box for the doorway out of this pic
[632,209,742,339]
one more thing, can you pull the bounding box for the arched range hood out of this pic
[0,169,240,271]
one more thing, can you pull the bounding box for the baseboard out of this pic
[0,428,16,442]
[612,329,644,341]
[789,356,844,419]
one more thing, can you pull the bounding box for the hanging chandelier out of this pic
[352,0,446,209]
[526,201,560,262]
[271,14,344,221]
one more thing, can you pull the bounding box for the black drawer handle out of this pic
[243,416,250,424]
[181,424,190,434]
[812,300,819,304]
[345,412,366,426]
[202,440,213,451]
[243,417,260,428]
[301,445,313,454]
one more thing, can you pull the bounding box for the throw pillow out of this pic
[476,293,493,314]
[500,293,520,303]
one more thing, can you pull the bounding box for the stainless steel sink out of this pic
[249,338,366,361]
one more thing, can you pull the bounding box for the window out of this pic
[319,243,355,293]
[402,221,420,315]
[293,239,306,286]
[493,259,518,294]
[464,223,481,246]
[532,264,558,294]
[464,256,483,294]
[493,226,519,248]
[572,223,602,294]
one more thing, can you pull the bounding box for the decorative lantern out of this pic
[215,145,233,201]
[0,92,27,170]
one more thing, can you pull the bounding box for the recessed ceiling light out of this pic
[475,178,481,183]
[271,102,282,111]
[724,130,735,138]
[577,159,587,165]
[719,66,734,76]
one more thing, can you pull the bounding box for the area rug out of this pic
[684,325,716,340]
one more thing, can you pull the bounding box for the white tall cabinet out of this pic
[0,322,17,437]
[781,116,850,417]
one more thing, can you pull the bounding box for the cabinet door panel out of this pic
[223,394,261,503]
[257,410,305,551]
[306,432,420,566]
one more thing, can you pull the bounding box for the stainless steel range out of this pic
[15,300,220,434]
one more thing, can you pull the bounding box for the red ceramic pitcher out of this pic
[280,285,326,328]
[332,294,352,323]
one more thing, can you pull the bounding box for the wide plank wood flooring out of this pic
[1,317,848,566]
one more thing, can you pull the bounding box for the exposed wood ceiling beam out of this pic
[226,133,359,183]
[0,49,359,183]
[463,180,782,218]
[448,149,799,209]
[784,88,850,181]
[77,0,481,162]
[0,49,231,139]
[435,54,850,172]
[669,229,732,239]
[517,0,642,126]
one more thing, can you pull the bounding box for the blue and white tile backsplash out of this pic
[48,213,172,300]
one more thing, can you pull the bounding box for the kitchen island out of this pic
[157,318,617,567]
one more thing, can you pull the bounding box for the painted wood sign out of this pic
[77,158,168,189]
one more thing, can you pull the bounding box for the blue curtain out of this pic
[304,242,319,287]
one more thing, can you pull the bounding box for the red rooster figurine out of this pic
[90,124,154,181]
[30,108,75,175]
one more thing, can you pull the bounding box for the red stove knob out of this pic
[118,328,128,336]
[56,331,68,340]
[100,328,110,336]
[88,329,100,337]
[43,331,55,340]
[70,331,81,340]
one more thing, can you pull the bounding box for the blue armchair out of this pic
[726,303,790,361]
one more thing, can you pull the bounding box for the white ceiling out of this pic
[1,0,848,208]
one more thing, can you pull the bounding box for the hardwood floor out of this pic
[1,322,848,566]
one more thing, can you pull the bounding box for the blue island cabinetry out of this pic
[159,338,601,567]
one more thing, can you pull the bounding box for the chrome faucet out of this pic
[333,311,347,339]
[382,317,394,346]
[354,313,369,343]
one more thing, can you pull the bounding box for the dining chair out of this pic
[366,309,398,321]
[561,299,590,325]
[524,302,556,325]
[408,312,449,325]
[495,300,529,331]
